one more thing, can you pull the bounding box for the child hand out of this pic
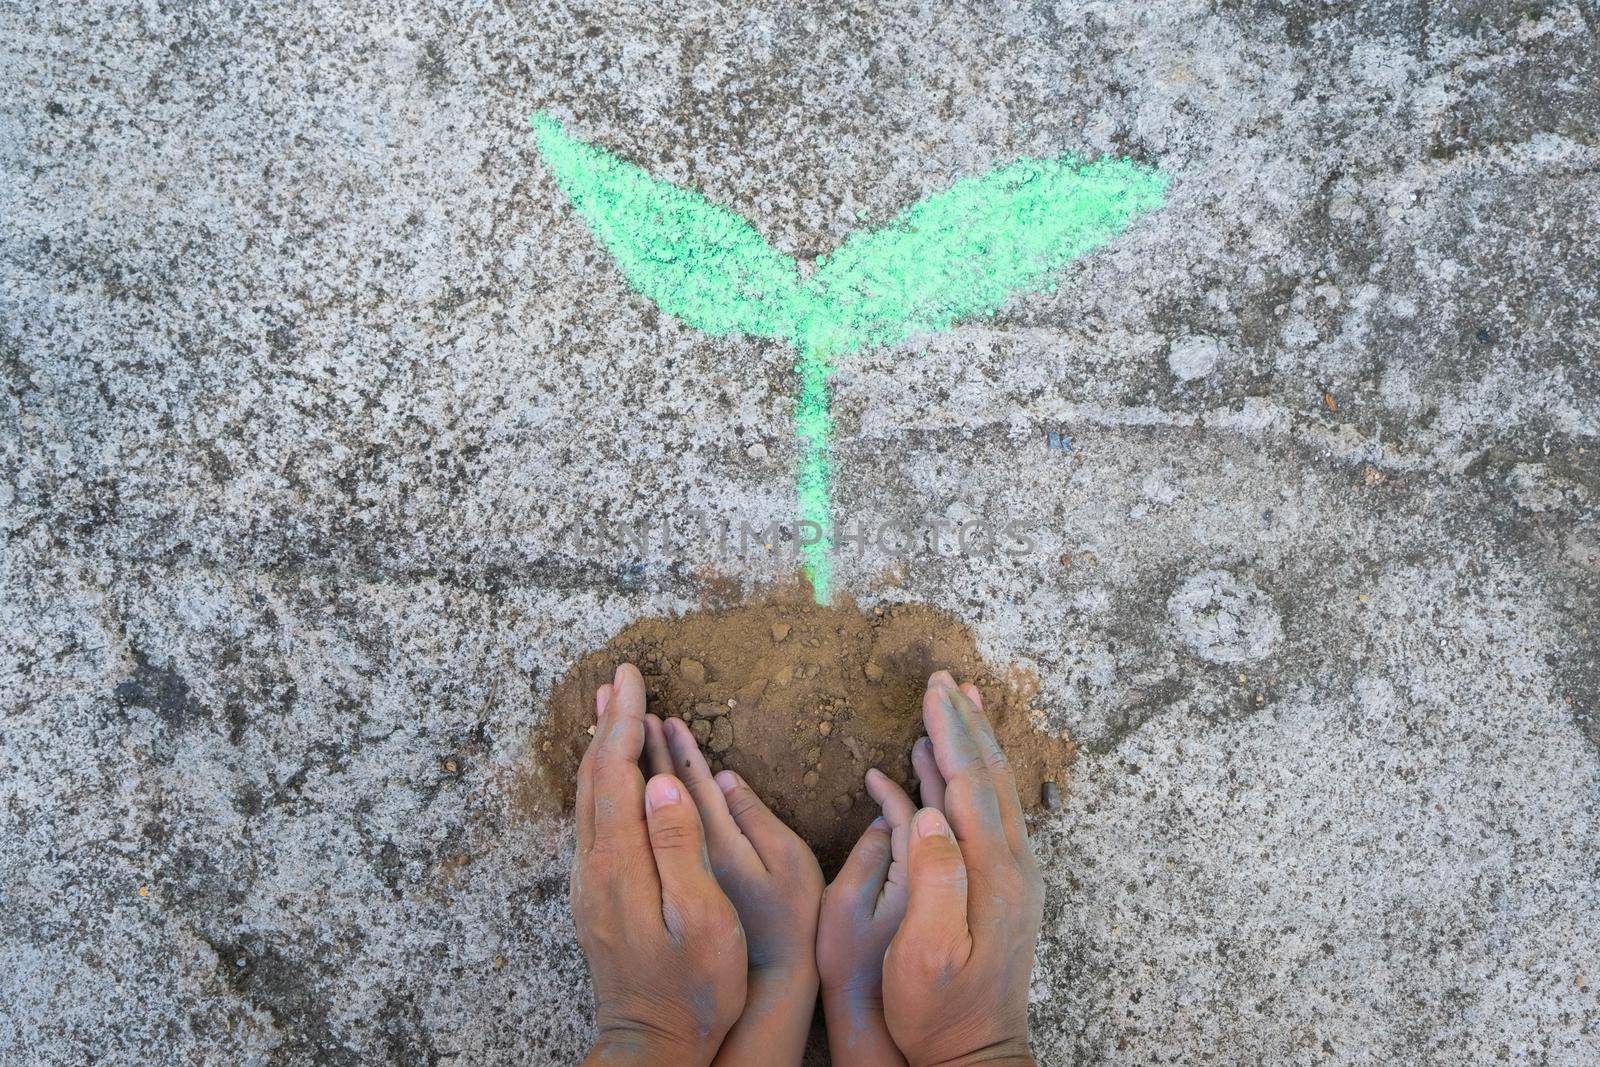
[815,767,924,1067]
[646,715,825,1065]
[570,665,748,1067]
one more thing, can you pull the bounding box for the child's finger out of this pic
[642,713,673,779]
[867,768,917,829]
[828,816,893,919]
[866,769,916,915]
[713,770,794,871]
[911,736,946,812]
[662,716,750,867]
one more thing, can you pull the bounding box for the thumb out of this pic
[828,816,894,920]
[643,774,721,923]
[892,807,972,970]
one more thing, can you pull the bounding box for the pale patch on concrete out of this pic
[1167,569,1283,664]
[1166,334,1224,381]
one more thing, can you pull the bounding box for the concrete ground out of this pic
[3,0,1598,1063]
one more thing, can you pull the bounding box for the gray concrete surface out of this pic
[3,0,1598,1063]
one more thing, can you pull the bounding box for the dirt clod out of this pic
[530,588,1076,871]
[709,717,734,753]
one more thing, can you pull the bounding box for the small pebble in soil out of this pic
[680,658,706,685]
[710,717,734,753]
[771,622,790,642]
[818,721,832,736]
[1042,780,1062,810]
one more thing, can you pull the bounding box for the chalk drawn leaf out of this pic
[531,114,1172,603]
[532,113,803,338]
[802,156,1169,352]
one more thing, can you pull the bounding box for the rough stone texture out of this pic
[2,1,1598,1063]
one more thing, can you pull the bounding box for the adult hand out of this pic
[642,713,825,1065]
[881,672,1044,1067]
[572,664,748,1067]
[815,768,921,1067]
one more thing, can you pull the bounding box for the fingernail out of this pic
[714,770,740,795]
[927,670,954,691]
[869,816,888,831]
[645,776,681,811]
[915,808,951,839]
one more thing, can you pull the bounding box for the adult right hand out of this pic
[572,664,748,1067]
[882,672,1044,1067]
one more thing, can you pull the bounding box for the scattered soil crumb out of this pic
[524,587,1076,871]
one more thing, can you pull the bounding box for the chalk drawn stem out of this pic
[794,339,835,601]
[530,113,1170,605]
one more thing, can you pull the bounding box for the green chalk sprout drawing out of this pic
[531,113,1168,603]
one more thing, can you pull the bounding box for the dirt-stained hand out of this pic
[814,766,923,1067]
[881,672,1044,1067]
[640,713,825,1065]
[572,664,748,1067]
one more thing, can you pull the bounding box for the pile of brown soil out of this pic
[526,588,1075,872]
